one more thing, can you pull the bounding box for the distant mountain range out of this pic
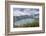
[13,14,39,22]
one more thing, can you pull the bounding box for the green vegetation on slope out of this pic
[23,21,39,27]
[14,20,39,28]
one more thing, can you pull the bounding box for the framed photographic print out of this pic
[5,1,45,36]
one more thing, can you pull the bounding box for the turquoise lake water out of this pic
[15,18,34,25]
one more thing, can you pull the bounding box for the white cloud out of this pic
[13,10,31,16]
[13,9,39,16]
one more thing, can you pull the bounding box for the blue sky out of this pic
[13,8,39,16]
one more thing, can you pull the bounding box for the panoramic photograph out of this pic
[13,8,39,28]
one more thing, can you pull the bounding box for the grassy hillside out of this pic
[14,20,39,28]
